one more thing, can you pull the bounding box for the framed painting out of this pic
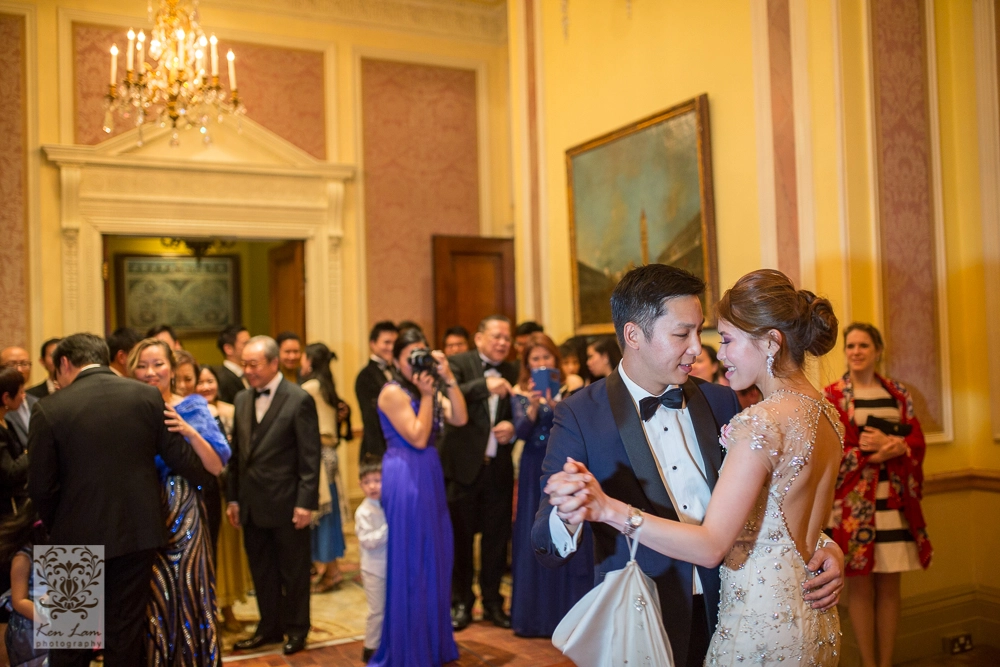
[115,254,242,336]
[567,94,718,333]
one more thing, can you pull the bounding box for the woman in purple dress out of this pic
[370,328,468,667]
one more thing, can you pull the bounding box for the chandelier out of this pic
[103,0,246,145]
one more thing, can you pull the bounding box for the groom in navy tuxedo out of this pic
[531,265,844,667]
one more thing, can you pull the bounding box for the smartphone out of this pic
[864,415,913,438]
[530,367,561,398]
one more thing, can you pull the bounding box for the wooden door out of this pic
[432,236,516,349]
[268,241,306,339]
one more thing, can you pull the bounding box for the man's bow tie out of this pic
[253,388,271,400]
[638,388,684,421]
[482,361,502,371]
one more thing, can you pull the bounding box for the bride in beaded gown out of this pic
[557,270,844,666]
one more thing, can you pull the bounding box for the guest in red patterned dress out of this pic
[824,322,932,667]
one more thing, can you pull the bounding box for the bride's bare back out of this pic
[706,390,844,666]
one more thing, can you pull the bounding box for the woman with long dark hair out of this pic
[370,328,467,666]
[585,335,622,380]
[300,342,348,593]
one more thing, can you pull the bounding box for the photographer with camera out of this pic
[824,322,932,667]
[440,315,520,632]
[371,327,467,666]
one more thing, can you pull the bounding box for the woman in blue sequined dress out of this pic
[369,328,467,667]
[128,339,230,667]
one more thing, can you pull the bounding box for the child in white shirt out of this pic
[355,457,387,663]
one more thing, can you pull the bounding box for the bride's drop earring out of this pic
[766,351,775,378]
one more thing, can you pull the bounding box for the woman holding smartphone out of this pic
[825,322,932,667]
[509,333,591,637]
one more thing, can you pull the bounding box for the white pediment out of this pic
[43,116,353,180]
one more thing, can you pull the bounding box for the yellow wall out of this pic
[534,1,762,345]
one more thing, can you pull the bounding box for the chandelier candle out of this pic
[210,34,218,76]
[126,29,135,71]
[227,50,236,91]
[109,45,118,85]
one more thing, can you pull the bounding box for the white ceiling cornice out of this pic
[202,0,508,44]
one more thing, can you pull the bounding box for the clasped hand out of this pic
[858,427,906,463]
[545,458,609,526]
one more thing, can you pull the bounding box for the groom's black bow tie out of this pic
[482,361,502,371]
[253,388,271,400]
[638,388,684,421]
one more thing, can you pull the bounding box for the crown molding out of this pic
[202,0,507,43]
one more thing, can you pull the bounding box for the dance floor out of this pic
[221,527,572,666]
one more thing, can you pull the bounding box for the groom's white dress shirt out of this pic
[548,362,712,594]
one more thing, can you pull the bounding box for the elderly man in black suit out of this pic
[214,323,250,404]
[354,320,398,461]
[227,335,321,656]
[441,315,520,631]
[27,334,214,667]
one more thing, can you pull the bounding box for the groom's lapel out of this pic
[606,369,679,522]
[682,378,723,490]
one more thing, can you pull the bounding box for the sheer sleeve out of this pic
[176,394,232,466]
[720,403,784,472]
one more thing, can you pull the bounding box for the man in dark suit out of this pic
[533,265,845,667]
[441,315,519,630]
[355,320,398,461]
[27,333,213,667]
[106,327,141,377]
[227,335,321,655]
[26,338,61,398]
[214,323,250,403]
[0,346,37,451]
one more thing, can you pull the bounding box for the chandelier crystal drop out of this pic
[103,0,246,146]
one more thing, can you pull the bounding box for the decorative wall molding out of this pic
[751,0,779,271]
[0,2,39,365]
[868,0,953,443]
[203,0,507,44]
[789,0,817,290]
[831,0,853,325]
[973,0,1000,441]
[923,468,1000,495]
[922,0,954,444]
[42,118,355,348]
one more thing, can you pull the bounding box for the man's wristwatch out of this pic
[621,505,643,537]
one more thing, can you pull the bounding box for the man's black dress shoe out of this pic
[283,635,307,655]
[362,646,375,662]
[233,634,282,651]
[483,605,512,629]
[451,603,472,631]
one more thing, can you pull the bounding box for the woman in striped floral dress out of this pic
[825,323,932,667]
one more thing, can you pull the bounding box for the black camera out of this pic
[408,348,439,378]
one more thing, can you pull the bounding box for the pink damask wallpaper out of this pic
[870,0,943,432]
[767,0,800,286]
[73,23,326,159]
[0,13,27,349]
[361,59,480,331]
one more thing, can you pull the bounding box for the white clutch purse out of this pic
[552,531,674,667]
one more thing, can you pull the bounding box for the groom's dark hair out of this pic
[611,264,705,348]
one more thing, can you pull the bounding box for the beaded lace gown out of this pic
[706,391,844,667]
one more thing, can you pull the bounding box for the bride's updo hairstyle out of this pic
[716,269,838,377]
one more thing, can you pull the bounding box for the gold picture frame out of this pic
[567,94,718,334]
